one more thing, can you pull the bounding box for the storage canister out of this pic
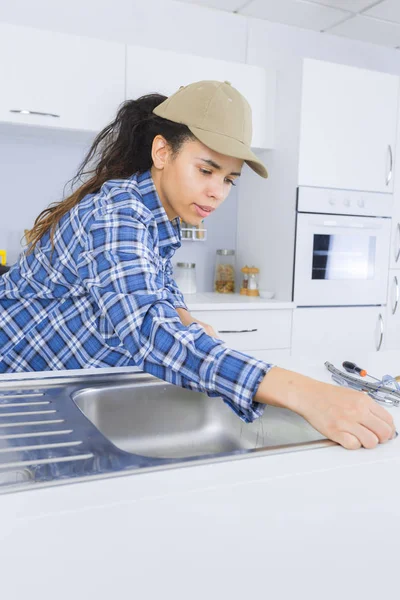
[214,249,236,294]
[247,266,260,296]
[174,262,197,294]
[240,265,249,295]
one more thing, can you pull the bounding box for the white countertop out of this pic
[185,292,295,311]
[1,351,400,599]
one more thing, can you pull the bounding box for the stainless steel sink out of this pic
[73,379,327,459]
[0,370,335,495]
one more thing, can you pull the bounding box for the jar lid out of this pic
[176,262,196,268]
[248,267,260,274]
[217,249,235,255]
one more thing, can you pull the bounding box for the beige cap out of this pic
[153,80,268,178]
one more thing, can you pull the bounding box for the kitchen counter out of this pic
[1,351,400,599]
[185,292,295,311]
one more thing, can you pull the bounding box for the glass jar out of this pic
[247,266,260,296]
[240,265,249,295]
[174,262,197,294]
[214,249,236,294]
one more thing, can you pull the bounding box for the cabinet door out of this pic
[244,348,291,363]
[385,270,400,350]
[389,103,400,268]
[298,59,399,193]
[0,24,125,132]
[291,306,385,358]
[126,45,275,149]
[389,201,400,268]
[189,309,292,351]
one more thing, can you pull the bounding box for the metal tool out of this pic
[342,361,381,382]
[344,361,400,392]
[325,361,400,407]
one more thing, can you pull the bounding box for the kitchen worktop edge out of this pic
[185,293,295,311]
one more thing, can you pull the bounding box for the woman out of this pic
[0,80,395,450]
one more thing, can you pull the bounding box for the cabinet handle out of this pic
[386,144,393,186]
[376,313,384,351]
[392,276,399,315]
[218,328,258,334]
[10,109,60,118]
[395,223,400,263]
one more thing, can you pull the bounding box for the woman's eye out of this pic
[199,169,236,187]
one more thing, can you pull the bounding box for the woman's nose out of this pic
[208,179,225,201]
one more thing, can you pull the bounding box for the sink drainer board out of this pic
[0,371,335,494]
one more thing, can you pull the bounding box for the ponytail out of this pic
[26,94,194,252]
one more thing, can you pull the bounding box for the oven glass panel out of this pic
[312,234,376,280]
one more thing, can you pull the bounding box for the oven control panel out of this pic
[297,186,393,217]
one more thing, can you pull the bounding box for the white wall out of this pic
[0,126,95,263]
[2,0,400,291]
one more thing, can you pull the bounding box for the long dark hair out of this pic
[26,94,195,252]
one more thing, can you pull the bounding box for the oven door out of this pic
[293,213,391,306]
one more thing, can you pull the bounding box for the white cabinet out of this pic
[291,307,385,358]
[245,348,291,363]
[126,46,275,149]
[190,309,292,361]
[389,96,400,268]
[298,58,399,192]
[0,24,125,132]
[389,198,400,269]
[385,271,400,350]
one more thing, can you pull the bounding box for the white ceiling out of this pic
[176,0,400,49]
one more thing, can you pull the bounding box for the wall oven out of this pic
[293,187,392,307]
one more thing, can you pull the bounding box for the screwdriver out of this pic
[342,361,381,382]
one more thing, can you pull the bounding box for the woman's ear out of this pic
[151,135,170,170]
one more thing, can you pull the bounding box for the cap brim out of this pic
[188,126,268,179]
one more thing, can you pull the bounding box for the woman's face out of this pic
[151,137,244,225]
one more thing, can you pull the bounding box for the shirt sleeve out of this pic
[77,208,275,423]
[163,257,188,310]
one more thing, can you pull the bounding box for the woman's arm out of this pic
[176,307,217,337]
[164,259,217,337]
[78,209,272,423]
[255,367,396,449]
[173,310,395,449]
[78,207,396,447]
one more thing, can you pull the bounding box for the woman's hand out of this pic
[176,308,218,337]
[192,318,218,338]
[255,367,396,450]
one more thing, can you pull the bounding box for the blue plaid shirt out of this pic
[0,170,272,422]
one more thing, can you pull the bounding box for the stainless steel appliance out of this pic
[293,187,392,306]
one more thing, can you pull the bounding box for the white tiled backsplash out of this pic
[0,229,25,265]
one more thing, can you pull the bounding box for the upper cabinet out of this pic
[126,45,276,150]
[298,58,399,193]
[0,24,126,132]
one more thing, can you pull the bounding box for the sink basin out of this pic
[73,378,327,459]
[0,371,336,495]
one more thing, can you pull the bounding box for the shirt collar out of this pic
[134,170,181,257]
